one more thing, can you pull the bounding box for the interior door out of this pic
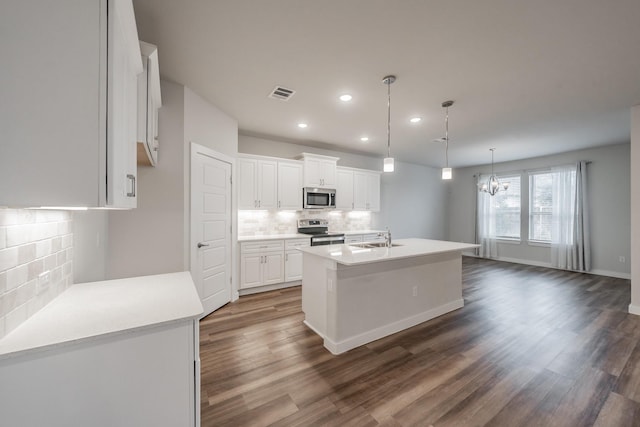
[191,144,232,316]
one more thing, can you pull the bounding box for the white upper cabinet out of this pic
[277,161,303,210]
[237,157,277,209]
[0,0,143,208]
[137,41,162,167]
[337,167,381,212]
[336,169,355,210]
[298,153,339,188]
[238,155,303,210]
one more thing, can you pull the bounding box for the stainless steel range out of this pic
[297,219,345,246]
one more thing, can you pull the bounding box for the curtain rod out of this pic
[472,160,591,178]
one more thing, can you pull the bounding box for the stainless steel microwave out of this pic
[303,187,336,209]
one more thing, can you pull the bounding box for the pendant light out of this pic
[440,100,454,180]
[478,148,509,195]
[382,75,396,172]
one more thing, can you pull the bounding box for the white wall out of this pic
[630,106,640,314]
[107,82,238,279]
[378,162,448,239]
[239,134,380,170]
[447,143,631,278]
[73,210,108,283]
[238,134,448,239]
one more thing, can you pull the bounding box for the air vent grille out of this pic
[268,85,296,101]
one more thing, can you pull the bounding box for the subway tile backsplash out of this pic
[238,209,375,237]
[0,209,73,339]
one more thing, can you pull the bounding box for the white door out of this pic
[191,144,232,316]
[263,253,284,285]
[257,160,278,209]
[285,251,303,281]
[240,253,263,289]
[336,169,354,210]
[278,162,303,210]
[237,158,257,209]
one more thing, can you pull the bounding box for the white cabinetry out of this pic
[240,241,285,289]
[336,167,381,212]
[237,157,278,209]
[344,234,364,244]
[238,156,303,210]
[137,41,162,167]
[298,153,339,188]
[0,0,143,208]
[277,161,303,210]
[336,169,355,210]
[285,239,310,281]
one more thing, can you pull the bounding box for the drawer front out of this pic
[362,233,385,243]
[285,238,310,250]
[241,240,284,253]
[344,235,363,244]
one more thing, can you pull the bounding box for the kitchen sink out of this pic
[349,242,403,249]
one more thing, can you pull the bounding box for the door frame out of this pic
[189,142,239,312]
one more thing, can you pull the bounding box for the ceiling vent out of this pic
[268,85,296,101]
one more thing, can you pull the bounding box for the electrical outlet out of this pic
[37,270,50,293]
[412,286,418,297]
[619,256,626,263]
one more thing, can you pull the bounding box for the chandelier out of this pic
[478,148,509,195]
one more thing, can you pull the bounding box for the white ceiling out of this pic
[132,0,640,168]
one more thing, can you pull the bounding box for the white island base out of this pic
[301,238,477,354]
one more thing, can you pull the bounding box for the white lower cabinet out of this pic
[240,238,310,290]
[240,241,285,289]
[285,239,310,281]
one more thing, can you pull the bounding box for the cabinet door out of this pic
[107,0,142,208]
[257,160,277,209]
[238,158,258,209]
[278,162,303,210]
[336,169,354,210]
[303,157,322,187]
[353,171,368,210]
[240,253,263,289]
[285,251,303,282]
[366,172,381,212]
[263,252,284,285]
[320,160,337,188]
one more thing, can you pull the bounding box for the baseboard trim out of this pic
[323,299,465,355]
[464,254,630,279]
[629,304,640,316]
[238,280,301,296]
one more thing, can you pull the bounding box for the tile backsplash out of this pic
[238,209,376,237]
[0,209,73,339]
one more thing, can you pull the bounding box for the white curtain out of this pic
[477,174,498,258]
[550,161,591,271]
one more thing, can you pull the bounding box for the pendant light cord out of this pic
[387,80,391,158]
[445,105,449,168]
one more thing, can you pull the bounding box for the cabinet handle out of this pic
[258,200,261,208]
[126,174,136,197]
[254,200,257,208]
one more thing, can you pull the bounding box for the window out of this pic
[529,169,576,243]
[481,174,521,240]
[529,173,553,242]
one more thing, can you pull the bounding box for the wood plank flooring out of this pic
[199,257,640,426]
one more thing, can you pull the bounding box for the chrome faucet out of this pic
[378,228,392,248]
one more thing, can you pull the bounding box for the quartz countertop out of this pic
[238,230,386,242]
[238,233,309,242]
[0,271,203,361]
[299,238,479,266]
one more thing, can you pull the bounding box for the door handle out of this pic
[197,242,209,248]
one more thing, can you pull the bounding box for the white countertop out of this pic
[238,230,385,242]
[0,271,203,361]
[299,238,479,266]
[238,233,309,242]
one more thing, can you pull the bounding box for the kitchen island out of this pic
[300,238,479,354]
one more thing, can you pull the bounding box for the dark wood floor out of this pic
[199,257,640,426]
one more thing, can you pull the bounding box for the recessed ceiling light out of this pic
[360,136,369,142]
[339,94,353,102]
[410,117,422,123]
[297,123,308,128]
